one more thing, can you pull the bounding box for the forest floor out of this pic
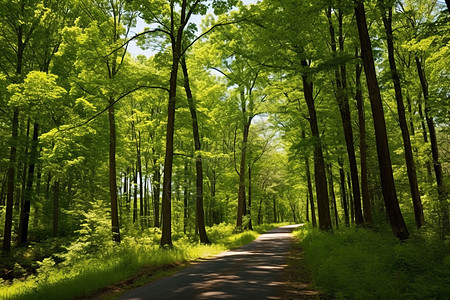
[83,224,321,300]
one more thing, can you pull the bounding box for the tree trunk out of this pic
[355,54,373,224]
[152,162,160,228]
[306,192,309,222]
[181,57,210,244]
[108,100,120,243]
[52,180,59,237]
[258,196,263,225]
[338,158,350,226]
[417,100,433,179]
[137,132,144,225]
[18,122,39,245]
[415,56,448,235]
[301,60,332,231]
[303,131,317,228]
[354,0,408,240]
[381,6,424,228]
[237,117,250,229]
[348,171,355,224]
[273,195,277,223]
[133,166,138,224]
[327,163,339,229]
[2,109,19,252]
[183,161,189,234]
[327,7,364,226]
[247,163,253,230]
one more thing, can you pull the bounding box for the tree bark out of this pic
[338,158,350,226]
[137,132,144,225]
[2,109,19,252]
[415,56,448,235]
[18,122,39,245]
[327,163,339,229]
[355,54,373,224]
[52,180,59,237]
[236,97,251,229]
[108,101,120,243]
[152,162,160,228]
[181,57,210,244]
[417,100,433,179]
[327,7,364,226]
[381,5,424,228]
[247,163,253,230]
[301,60,332,231]
[303,130,317,228]
[354,0,408,240]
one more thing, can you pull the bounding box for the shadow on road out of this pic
[119,224,303,300]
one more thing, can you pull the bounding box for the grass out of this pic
[0,223,281,300]
[295,224,450,299]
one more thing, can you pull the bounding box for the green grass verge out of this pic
[0,223,282,300]
[295,224,450,299]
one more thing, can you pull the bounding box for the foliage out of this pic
[0,223,280,300]
[295,225,450,299]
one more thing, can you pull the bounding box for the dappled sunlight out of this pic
[119,225,303,299]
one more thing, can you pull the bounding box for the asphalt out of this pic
[118,224,302,300]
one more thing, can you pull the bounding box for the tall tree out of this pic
[326,5,364,225]
[354,0,408,240]
[378,1,424,228]
[180,56,210,244]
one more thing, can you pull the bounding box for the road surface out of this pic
[119,224,302,300]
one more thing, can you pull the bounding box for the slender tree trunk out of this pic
[415,56,448,235]
[247,164,253,230]
[237,118,250,229]
[19,119,31,214]
[181,57,210,244]
[2,109,19,252]
[153,162,160,228]
[301,60,332,231]
[18,122,39,245]
[183,161,188,234]
[273,195,277,223]
[52,180,59,237]
[303,131,317,228]
[327,7,364,226]
[338,158,350,226]
[306,192,309,222]
[380,5,424,228]
[327,163,339,229]
[108,101,120,243]
[160,13,186,247]
[258,196,263,225]
[133,166,138,224]
[355,54,373,224]
[406,94,415,136]
[417,100,433,179]
[348,172,355,224]
[137,132,144,225]
[354,0,408,239]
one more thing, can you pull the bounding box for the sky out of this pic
[127,0,260,57]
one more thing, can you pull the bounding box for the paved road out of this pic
[119,224,302,300]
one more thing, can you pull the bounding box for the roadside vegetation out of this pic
[295,224,450,299]
[0,223,280,300]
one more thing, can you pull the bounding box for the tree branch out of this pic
[59,85,169,132]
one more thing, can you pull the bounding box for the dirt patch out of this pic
[282,239,321,300]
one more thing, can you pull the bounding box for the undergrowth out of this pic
[295,224,450,299]
[0,222,279,300]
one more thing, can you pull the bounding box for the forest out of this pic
[0,0,449,299]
